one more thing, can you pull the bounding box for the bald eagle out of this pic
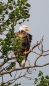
[14,25,32,67]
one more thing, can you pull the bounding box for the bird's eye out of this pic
[26,27,28,28]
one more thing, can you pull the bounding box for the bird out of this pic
[14,25,32,67]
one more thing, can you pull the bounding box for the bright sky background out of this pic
[0,0,49,86]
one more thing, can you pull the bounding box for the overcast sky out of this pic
[0,0,49,86]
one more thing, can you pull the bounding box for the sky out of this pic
[0,0,49,86]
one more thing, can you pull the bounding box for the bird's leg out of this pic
[27,58,31,66]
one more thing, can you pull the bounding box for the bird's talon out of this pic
[23,51,28,55]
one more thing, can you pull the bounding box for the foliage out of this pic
[17,55,24,64]
[13,35,22,55]
[13,35,25,63]
[0,0,31,85]
[34,71,49,86]
[13,83,21,86]
[0,0,30,33]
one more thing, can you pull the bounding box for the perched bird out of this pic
[14,25,32,67]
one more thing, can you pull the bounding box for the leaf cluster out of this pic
[6,62,16,71]
[0,0,30,33]
[13,35,22,54]
[34,71,49,86]
[0,28,14,58]
[13,35,24,63]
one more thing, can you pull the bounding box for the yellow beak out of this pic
[26,27,30,31]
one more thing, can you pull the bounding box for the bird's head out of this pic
[19,25,30,31]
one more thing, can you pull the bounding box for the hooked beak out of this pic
[25,27,30,31]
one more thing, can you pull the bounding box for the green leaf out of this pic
[13,83,21,86]
[34,78,38,84]
[6,65,12,71]
[38,71,43,77]
[41,76,44,81]
[21,0,27,4]
[0,8,3,14]
[8,0,13,3]
[6,62,16,71]
[21,0,27,3]
[8,5,13,10]
[9,12,15,19]
[17,56,24,63]
[5,10,8,14]
[0,38,2,42]
[45,75,49,79]
[4,59,7,63]
[26,3,31,7]
[7,82,11,85]
[10,62,16,67]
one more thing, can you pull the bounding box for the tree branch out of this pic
[0,62,49,76]
[0,55,18,67]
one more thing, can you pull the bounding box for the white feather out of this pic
[20,59,25,67]
[19,25,28,31]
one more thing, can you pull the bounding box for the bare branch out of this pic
[0,55,18,67]
[34,52,49,66]
[0,62,49,76]
[34,52,43,66]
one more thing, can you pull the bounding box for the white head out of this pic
[19,25,30,31]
